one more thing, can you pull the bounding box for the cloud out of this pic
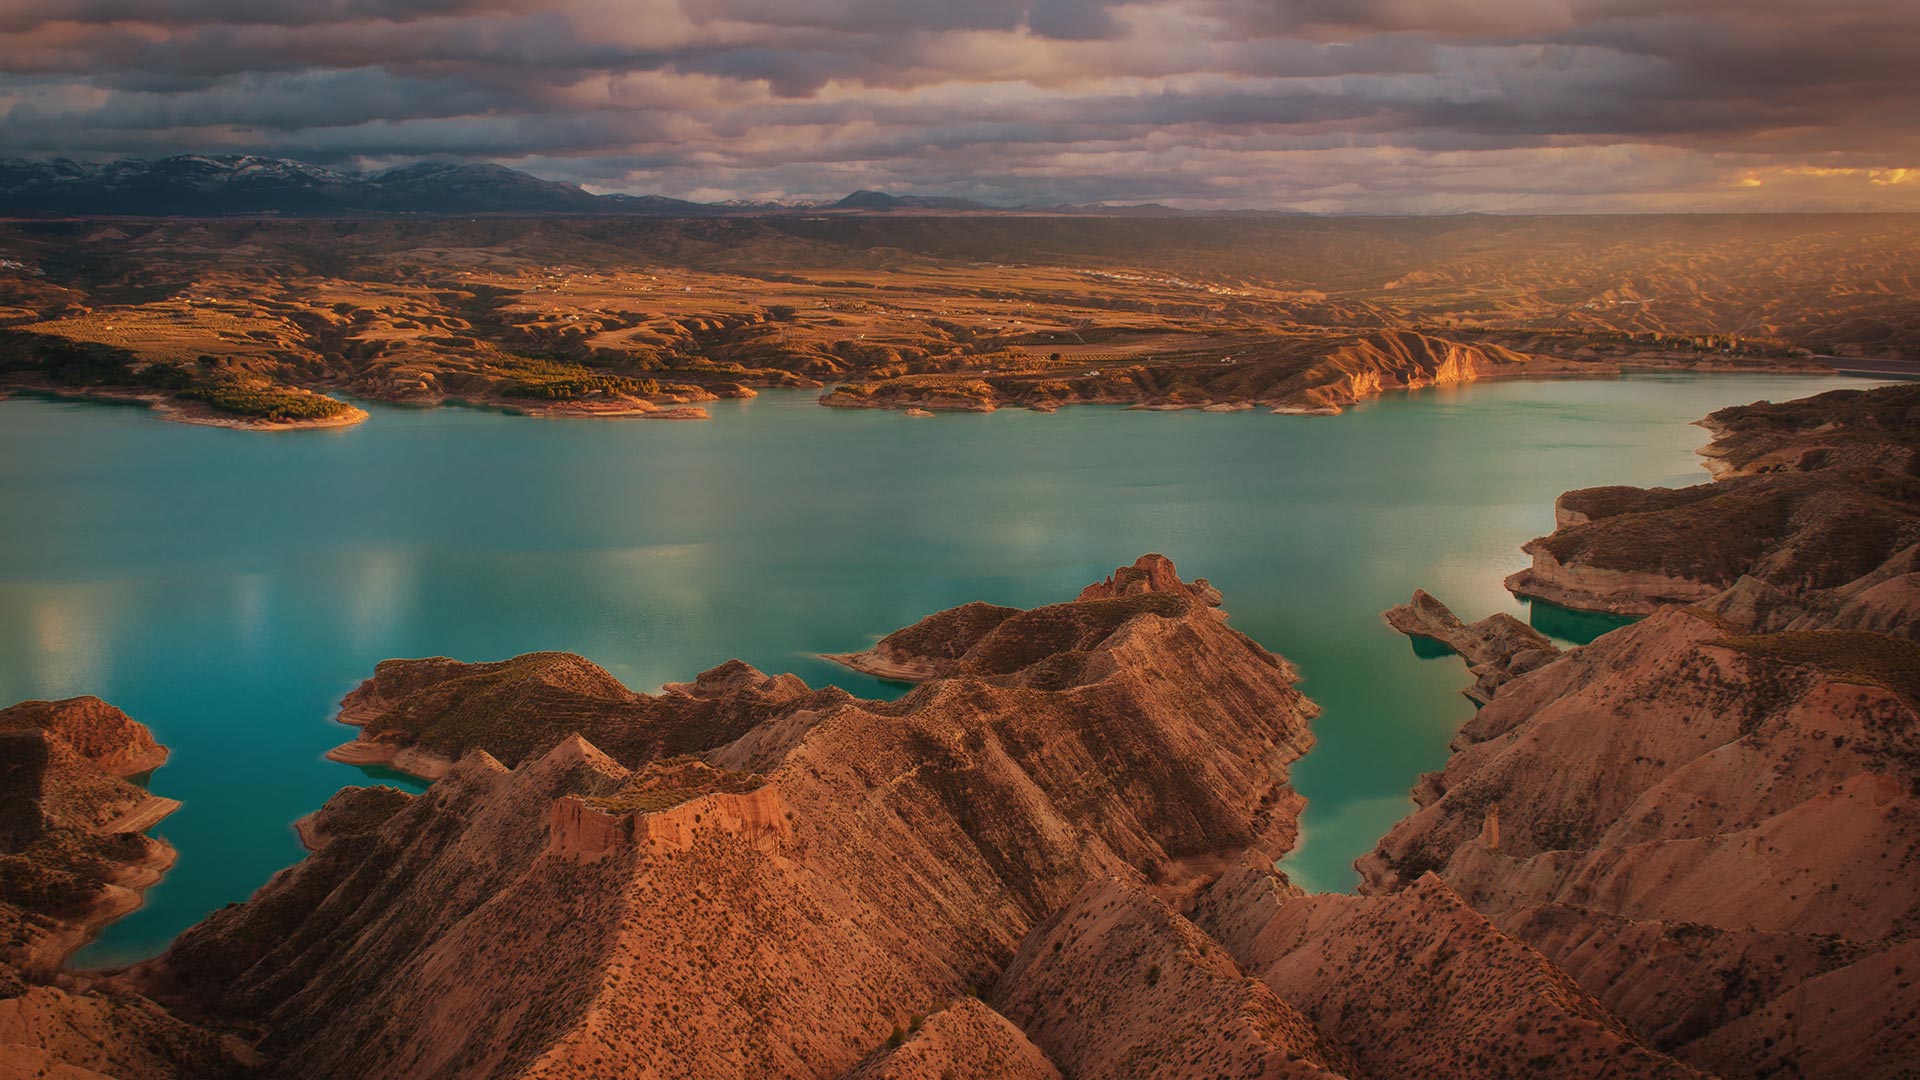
[0,0,1916,211]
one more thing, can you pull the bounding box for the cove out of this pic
[0,372,1888,966]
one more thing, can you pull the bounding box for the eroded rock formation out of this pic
[1363,606,1920,1078]
[1383,590,1560,702]
[143,558,1324,1080]
[1507,384,1920,624]
[24,414,1918,1080]
[0,697,253,1080]
[1374,385,1920,1080]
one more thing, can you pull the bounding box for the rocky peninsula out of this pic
[1374,382,1920,1079]
[9,556,1724,1078]
[1506,383,1920,622]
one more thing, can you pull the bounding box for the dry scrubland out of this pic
[2,214,1916,427]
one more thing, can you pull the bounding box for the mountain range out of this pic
[0,156,1202,218]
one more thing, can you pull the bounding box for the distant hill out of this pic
[0,155,1210,218]
[831,189,993,212]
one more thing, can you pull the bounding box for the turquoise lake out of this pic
[0,373,1888,966]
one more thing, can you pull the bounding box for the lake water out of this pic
[0,373,1886,966]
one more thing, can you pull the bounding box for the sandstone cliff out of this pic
[822,330,1589,416]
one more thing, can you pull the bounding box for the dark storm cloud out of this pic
[1,0,1916,211]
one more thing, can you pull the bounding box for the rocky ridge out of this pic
[1375,383,1920,1079]
[143,557,1334,1079]
[1506,384,1920,624]
[0,697,254,1079]
[62,556,1714,1080]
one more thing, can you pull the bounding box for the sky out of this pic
[3,0,1918,212]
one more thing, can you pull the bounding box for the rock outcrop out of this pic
[327,652,840,780]
[827,554,1233,683]
[837,998,1060,1080]
[1383,590,1560,702]
[0,698,253,1080]
[0,697,169,779]
[1075,553,1224,605]
[144,558,1323,1080]
[1195,860,1706,1080]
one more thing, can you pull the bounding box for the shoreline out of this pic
[325,680,455,783]
[0,381,719,431]
[817,356,1847,418]
[322,738,454,782]
[4,361,1879,433]
[1,382,369,431]
[48,804,182,976]
[1502,378,1911,619]
[821,648,940,682]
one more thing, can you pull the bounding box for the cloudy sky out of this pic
[3,0,1917,211]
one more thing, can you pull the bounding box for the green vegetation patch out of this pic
[178,381,355,421]
[499,357,659,400]
[0,336,193,391]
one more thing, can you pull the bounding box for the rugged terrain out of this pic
[0,556,1702,1080]
[4,212,1911,428]
[1374,383,1920,1079]
[0,697,254,1079]
[147,556,1338,1079]
[1506,384,1920,625]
